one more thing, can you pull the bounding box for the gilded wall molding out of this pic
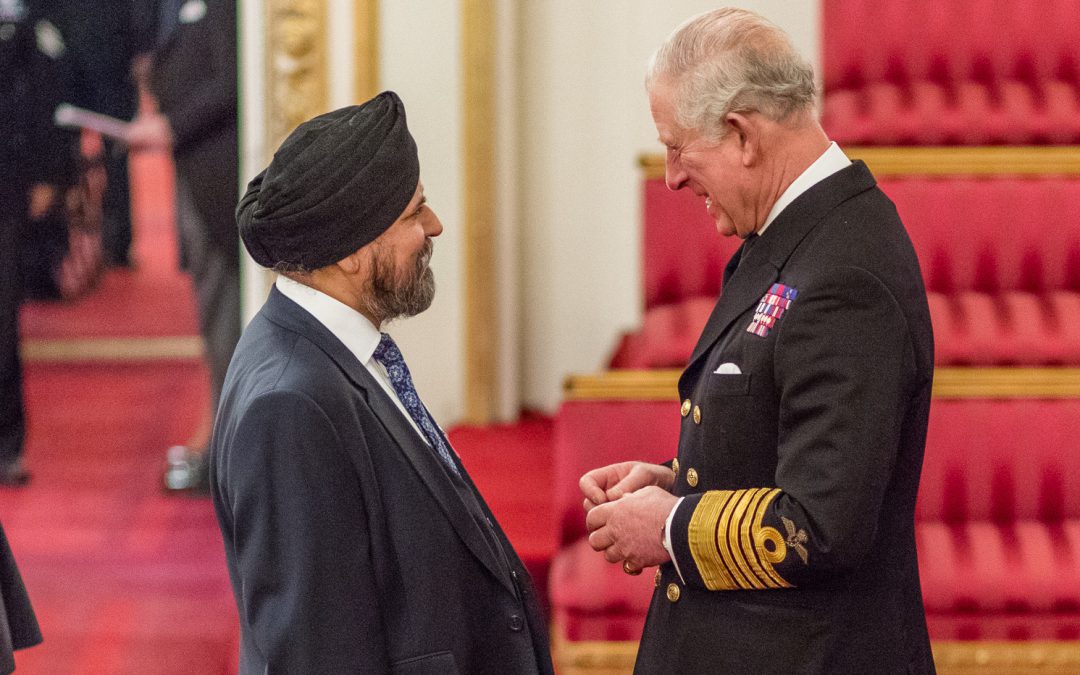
[462,0,499,423]
[354,0,379,102]
[265,0,329,155]
[563,368,1080,401]
[639,146,1080,180]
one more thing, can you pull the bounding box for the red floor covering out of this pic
[3,146,558,672]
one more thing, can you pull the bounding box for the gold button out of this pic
[671,458,680,478]
[654,568,662,587]
[666,583,681,602]
[686,467,699,487]
[680,399,691,417]
[693,406,702,424]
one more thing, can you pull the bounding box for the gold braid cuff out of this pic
[688,488,794,590]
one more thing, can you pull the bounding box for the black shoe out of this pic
[162,446,210,496]
[0,460,31,488]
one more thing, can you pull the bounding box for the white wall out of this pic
[519,1,820,412]
[378,0,466,425]
[243,0,821,423]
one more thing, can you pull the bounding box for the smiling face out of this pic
[649,78,759,239]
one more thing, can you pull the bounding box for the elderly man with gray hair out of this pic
[580,8,935,674]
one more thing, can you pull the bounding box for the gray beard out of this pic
[361,239,436,324]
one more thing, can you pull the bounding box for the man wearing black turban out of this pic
[210,92,553,675]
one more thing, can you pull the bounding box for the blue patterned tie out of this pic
[373,333,461,476]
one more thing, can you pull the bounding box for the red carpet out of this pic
[2,145,559,672]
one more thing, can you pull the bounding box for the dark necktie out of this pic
[737,233,759,272]
[372,333,461,476]
[724,232,759,287]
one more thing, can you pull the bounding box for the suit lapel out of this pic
[261,289,515,594]
[680,161,879,388]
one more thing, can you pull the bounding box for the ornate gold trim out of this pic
[933,641,1080,673]
[353,0,379,102]
[461,0,498,423]
[550,637,1080,674]
[564,368,1080,401]
[639,146,1080,179]
[22,336,203,362]
[265,0,329,154]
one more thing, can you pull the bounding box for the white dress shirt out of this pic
[274,275,429,444]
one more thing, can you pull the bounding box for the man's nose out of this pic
[423,209,444,238]
[665,151,688,191]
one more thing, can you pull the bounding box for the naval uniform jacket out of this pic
[210,287,553,675]
[635,162,936,674]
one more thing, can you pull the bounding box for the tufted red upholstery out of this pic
[614,175,1080,368]
[550,395,1080,643]
[822,0,1080,145]
[550,399,680,640]
[918,398,1080,639]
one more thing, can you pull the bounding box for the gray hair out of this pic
[646,8,816,139]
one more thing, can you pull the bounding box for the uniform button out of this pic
[680,399,691,417]
[654,568,662,587]
[693,406,702,424]
[686,467,699,487]
[509,614,524,632]
[671,458,680,478]
[666,583,681,603]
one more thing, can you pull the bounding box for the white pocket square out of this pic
[713,363,742,375]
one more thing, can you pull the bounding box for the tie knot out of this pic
[373,332,402,366]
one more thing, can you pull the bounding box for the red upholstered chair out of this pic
[821,0,1080,145]
[550,397,680,645]
[917,398,1080,640]
[881,176,1080,366]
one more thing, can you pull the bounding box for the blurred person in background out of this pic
[127,0,239,495]
[40,0,158,268]
[0,0,78,487]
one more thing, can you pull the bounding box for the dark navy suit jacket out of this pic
[211,288,553,674]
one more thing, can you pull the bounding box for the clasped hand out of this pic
[579,461,677,572]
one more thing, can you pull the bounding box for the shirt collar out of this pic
[275,275,381,364]
[759,141,851,236]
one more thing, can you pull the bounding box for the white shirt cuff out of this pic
[663,497,686,584]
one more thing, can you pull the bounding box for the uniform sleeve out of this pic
[222,390,389,671]
[668,265,914,590]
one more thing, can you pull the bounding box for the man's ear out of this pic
[725,111,760,167]
[336,248,366,276]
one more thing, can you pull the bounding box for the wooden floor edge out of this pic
[22,336,203,363]
[564,367,1080,400]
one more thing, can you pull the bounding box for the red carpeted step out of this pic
[1,363,236,674]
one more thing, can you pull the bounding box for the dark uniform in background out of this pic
[0,0,78,485]
[1,523,40,673]
[0,0,70,667]
[40,0,158,267]
[140,0,240,492]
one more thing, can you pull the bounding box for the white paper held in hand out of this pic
[53,103,132,142]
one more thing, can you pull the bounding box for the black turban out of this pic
[237,91,420,269]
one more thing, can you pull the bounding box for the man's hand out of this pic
[28,184,58,220]
[127,113,173,151]
[585,486,676,571]
[580,460,674,514]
